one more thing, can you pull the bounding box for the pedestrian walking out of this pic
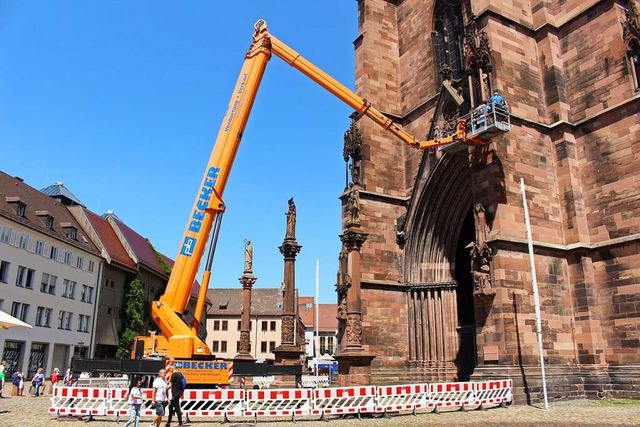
[166,363,185,427]
[123,376,144,427]
[151,368,167,427]
[0,360,6,398]
[49,368,60,394]
[63,366,71,386]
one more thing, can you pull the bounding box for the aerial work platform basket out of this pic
[438,103,511,153]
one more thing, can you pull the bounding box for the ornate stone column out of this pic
[273,198,304,386]
[341,227,367,352]
[335,188,375,385]
[236,239,256,361]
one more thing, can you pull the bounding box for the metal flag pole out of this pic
[520,178,549,410]
[314,259,320,376]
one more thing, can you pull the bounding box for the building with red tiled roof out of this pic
[68,206,210,358]
[69,207,209,358]
[0,171,103,376]
[205,288,285,361]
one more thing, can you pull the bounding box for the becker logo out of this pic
[188,167,221,234]
[180,237,196,257]
[180,167,221,258]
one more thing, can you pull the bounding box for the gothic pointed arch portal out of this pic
[404,154,476,380]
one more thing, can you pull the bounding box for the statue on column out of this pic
[343,119,364,187]
[285,198,296,239]
[347,189,360,224]
[243,239,253,273]
[335,249,349,349]
[469,204,494,296]
[336,252,350,321]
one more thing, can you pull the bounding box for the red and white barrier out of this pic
[181,389,245,418]
[375,383,432,413]
[49,378,512,422]
[49,386,108,417]
[474,379,512,408]
[311,386,376,416]
[429,381,478,410]
[245,388,312,418]
[105,388,156,418]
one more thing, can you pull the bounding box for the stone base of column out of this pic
[271,374,301,389]
[273,345,304,365]
[233,353,255,361]
[231,375,255,390]
[334,353,376,386]
[272,345,304,388]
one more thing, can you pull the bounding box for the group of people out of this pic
[0,360,61,398]
[123,363,186,427]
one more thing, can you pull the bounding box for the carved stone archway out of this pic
[403,154,474,380]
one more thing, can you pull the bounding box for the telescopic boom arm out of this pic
[151,20,479,358]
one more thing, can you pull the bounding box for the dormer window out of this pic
[219,301,228,310]
[61,223,77,240]
[35,211,54,229]
[5,197,26,217]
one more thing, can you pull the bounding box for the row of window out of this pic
[5,201,81,241]
[8,301,91,332]
[0,260,95,303]
[0,224,95,273]
[212,319,278,332]
[210,340,277,354]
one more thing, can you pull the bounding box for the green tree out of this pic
[116,278,145,359]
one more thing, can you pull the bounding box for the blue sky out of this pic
[0,1,358,303]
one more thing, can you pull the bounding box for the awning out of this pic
[0,310,32,329]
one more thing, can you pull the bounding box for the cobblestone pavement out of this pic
[1,393,639,427]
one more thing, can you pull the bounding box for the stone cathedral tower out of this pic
[341,0,640,402]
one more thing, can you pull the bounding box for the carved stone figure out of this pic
[347,190,360,224]
[281,315,294,344]
[336,276,349,321]
[474,204,489,248]
[243,239,253,273]
[345,314,362,346]
[470,204,494,296]
[350,158,361,185]
[285,198,296,239]
[239,333,251,353]
[343,119,364,187]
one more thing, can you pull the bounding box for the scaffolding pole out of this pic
[520,178,549,410]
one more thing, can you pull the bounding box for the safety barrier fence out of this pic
[49,379,511,422]
[301,375,331,388]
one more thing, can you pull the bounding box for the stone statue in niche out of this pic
[335,249,350,320]
[343,119,364,187]
[469,204,494,297]
[346,189,360,224]
[335,249,349,349]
